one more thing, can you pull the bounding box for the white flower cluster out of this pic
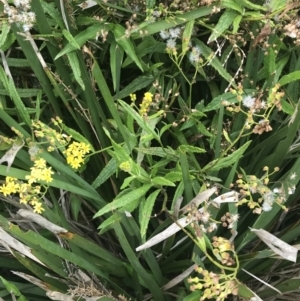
[189,45,202,64]
[159,26,182,50]
[262,178,296,212]
[4,0,36,32]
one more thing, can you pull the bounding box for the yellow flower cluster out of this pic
[0,172,47,214]
[25,158,54,184]
[129,93,136,102]
[188,266,238,301]
[119,161,131,172]
[139,92,153,116]
[63,141,90,169]
[32,118,71,154]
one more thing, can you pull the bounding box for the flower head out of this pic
[242,95,255,108]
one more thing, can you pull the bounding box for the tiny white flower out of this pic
[14,0,21,7]
[260,100,267,108]
[290,172,297,180]
[288,185,296,195]
[159,30,170,40]
[28,144,39,157]
[201,210,210,223]
[152,10,161,18]
[189,52,199,63]
[231,213,239,222]
[262,201,273,212]
[169,27,181,39]
[273,187,280,193]
[242,95,255,108]
[209,222,217,231]
[166,38,176,49]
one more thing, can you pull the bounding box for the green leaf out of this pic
[221,0,243,13]
[112,24,143,71]
[165,171,183,182]
[0,276,24,298]
[264,48,276,77]
[62,29,80,49]
[240,0,268,10]
[0,23,11,49]
[278,71,300,86]
[62,124,94,151]
[197,122,213,137]
[281,99,294,115]
[179,145,206,153]
[110,40,124,92]
[232,14,242,33]
[182,20,195,55]
[139,189,161,240]
[208,9,240,43]
[203,141,251,172]
[118,99,160,141]
[92,158,117,189]
[120,176,136,190]
[98,213,122,234]
[114,75,155,100]
[0,66,31,126]
[55,23,103,59]
[195,40,237,87]
[94,184,153,217]
[151,176,175,187]
[66,52,85,90]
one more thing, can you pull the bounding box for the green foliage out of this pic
[0,0,300,300]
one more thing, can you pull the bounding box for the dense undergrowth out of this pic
[1,0,300,300]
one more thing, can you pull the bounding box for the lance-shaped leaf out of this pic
[251,228,298,262]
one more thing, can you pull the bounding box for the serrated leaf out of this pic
[240,0,267,10]
[0,66,31,126]
[203,141,251,172]
[92,158,117,189]
[223,129,232,144]
[139,189,160,239]
[264,48,276,77]
[208,9,240,43]
[118,99,160,141]
[180,118,196,131]
[110,40,124,92]
[0,23,10,49]
[55,23,103,59]
[165,171,183,182]
[120,176,135,190]
[281,99,294,115]
[94,184,152,218]
[160,124,172,136]
[66,52,85,90]
[232,14,242,33]
[278,71,300,86]
[62,29,80,50]
[179,145,206,153]
[182,20,195,54]
[112,24,143,71]
[113,75,154,100]
[98,213,122,234]
[221,0,243,13]
[152,176,175,187]
[197,122,213,137]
